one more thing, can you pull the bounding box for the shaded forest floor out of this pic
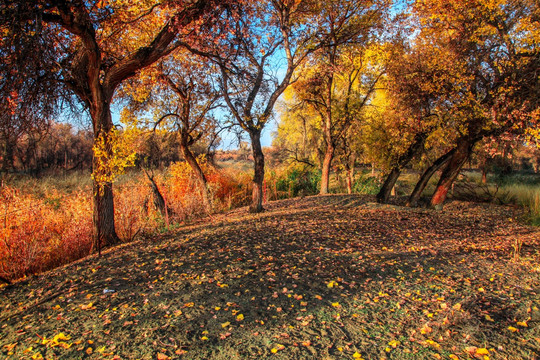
[1,195,539,359]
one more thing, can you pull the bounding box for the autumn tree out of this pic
[185,0,326,212]
[0,0,235,246]
[0,9,59,172]
[121,50,221,209]
[372,40,458,203]
[273,92,323,169]
[410,0,540,208]
[290,0,389,195]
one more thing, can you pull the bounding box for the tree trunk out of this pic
[376,167,401,203]
[249,130,265,213]
[1,136,15,172]
[320,143,335,195]
[377,131,428,203]
[431,141,473,208]
[90,100,120,249]
[143,168,168,216]
[406,148,455,207]
[180,141,211,211]
[93,180,119,250]
[345,153,355,194]
[346,169,353,194]
[480,162,488,184]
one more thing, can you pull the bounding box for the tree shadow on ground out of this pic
[1,195,539,359]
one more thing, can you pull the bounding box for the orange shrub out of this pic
[0,162,252,282]
[165,158,249,217]
[0,185,92,280]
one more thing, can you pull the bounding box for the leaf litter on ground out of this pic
[0,195,539,359]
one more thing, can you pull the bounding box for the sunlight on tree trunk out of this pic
[406,149,455,207]
[431,141,472,208]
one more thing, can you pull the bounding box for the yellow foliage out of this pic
[92,126,140,189]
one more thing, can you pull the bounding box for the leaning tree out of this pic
[411,0,540,208]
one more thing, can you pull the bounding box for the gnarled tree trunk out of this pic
[90,100,120,249]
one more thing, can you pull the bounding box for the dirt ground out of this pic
[1,195,539,359]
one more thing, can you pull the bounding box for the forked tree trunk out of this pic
[376,167,401,203]
[320,143,335,195]
[406,148,455,207]
[143,168,168,216]
[180,142,211,211]
[431,141,473,208]
[249,130,265,213]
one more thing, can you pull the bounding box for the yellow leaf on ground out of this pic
[476,348,489,355]
[508,326,519,332]
[53,333,71,342]
[327,280,338,288]
[221,322,231,328]
[425,339,440,349]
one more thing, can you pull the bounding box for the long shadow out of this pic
[1,195,539,359]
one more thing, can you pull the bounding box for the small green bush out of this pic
[268,164,320,199]
[353,174,381,195]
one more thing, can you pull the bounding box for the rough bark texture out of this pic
[93,181,119,251]
[320,143,335,195]
[431,141,473,208]
[250,130,265,213]
[406,148,455,207]
[376,167,401,203]
[90,101,120,248]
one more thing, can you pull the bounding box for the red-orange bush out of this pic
[0,185,92,281]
